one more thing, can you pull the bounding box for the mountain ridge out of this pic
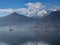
[0,12,36,26]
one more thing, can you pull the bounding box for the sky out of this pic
[0,0,60,17]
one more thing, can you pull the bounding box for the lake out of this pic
[0,26,50,45]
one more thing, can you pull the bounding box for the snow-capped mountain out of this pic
[24,10,51,18]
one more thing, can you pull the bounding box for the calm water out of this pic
[0,26,50,45]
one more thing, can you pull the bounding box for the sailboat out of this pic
[9,28,13,31]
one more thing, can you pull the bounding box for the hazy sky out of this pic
[0,0,60,17]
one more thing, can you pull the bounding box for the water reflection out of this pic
[20,41,50,45]
[0,42,9,45]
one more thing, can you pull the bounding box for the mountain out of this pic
[36,11,60,23]
[31,11,60,45]
[0,12,35,26]
[26,10,51,18]
[36,11,60,31]
[45,11,60,21]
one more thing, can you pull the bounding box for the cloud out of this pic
[0,9,14,13]
[25,2,45,10]
[18,2,46,17]
[0,2,47,17]
[0,9,15,17]
[0,2,60,17]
